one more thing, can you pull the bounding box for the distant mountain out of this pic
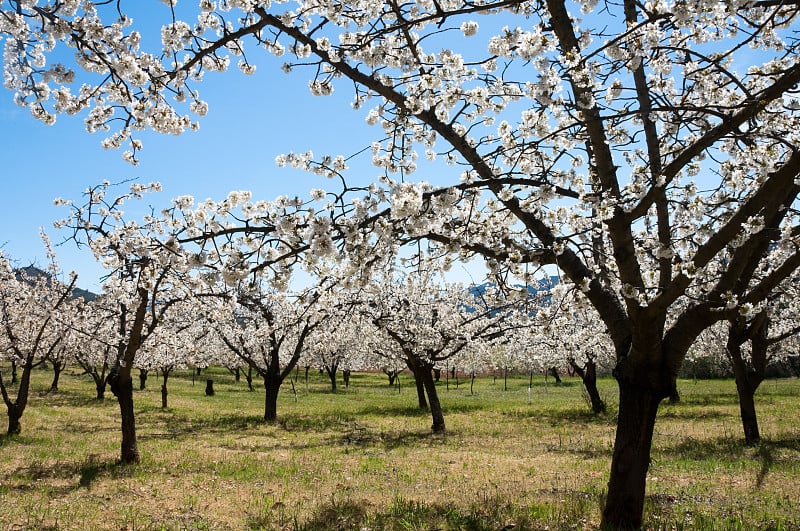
[466,275,559,313]
[14,265,98,302]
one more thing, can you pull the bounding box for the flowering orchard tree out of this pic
[362,270,510,432]
[70,296,123,400]
[57,182,203,463]
[0,254,78,434]
[304,298,371,392]
[206,277,335,421]
[136,299,208,409]
[6,0,800,526]
[690,273,800,444]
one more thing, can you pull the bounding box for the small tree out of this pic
[57,182,199,463]
[0,254,78,435]
[363,270,509,432]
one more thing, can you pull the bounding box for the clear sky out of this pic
[0,4,510,293]
[0,38,385,292]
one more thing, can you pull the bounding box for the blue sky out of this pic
[0,43,385,292]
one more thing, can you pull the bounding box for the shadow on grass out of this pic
[293,490,602,531]
[5,454,134,493]
[31,388,110,408]
[657,407,734,421]
[676,392,741,407]
[661,434,800,487]
[503,406,616,427]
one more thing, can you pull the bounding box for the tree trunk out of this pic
[326,365,338,392]
[727,315,768,445]
[569,357,606,414]
[407,360,428,410]
[116,374,140,464]
[1,359,33,435]
[6,404,22,435]
[50,361,64,392]
[548,366,562,384]
[420,365,445,433]
[139,369,148,390]
[263,374,281,421]
[246,366,254,391]
[10,360,17,385]
[343,370,351,388]
[96,380,106,400]
[161,371,170,409]
[734,370,760,444]
[601,382,662,529]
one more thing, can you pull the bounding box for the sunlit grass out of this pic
[0,365,798,529]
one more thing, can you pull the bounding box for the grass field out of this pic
[0,367,798,530]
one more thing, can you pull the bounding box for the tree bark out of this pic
[246,366,254,391]
[733,366,760,444]
[264,374,280,421]
[325,363,338,392]
[161,371,170,409]
[407,359,428,410]
[139,369,148,390]
[727,315,768,445]
[601,381,663,529]
[95,380,106,400]
[116,374,140,464]
[420,365,445,433]
[1,357,33,435]
[569,357,606,414]
[50,360,65,392]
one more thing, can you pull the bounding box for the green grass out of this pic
[0,366,798,529]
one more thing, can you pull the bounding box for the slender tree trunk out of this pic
[139,369,148,391]
[733,369,760,444]
[1,360,33,435]
[161,371,170,409]
[727,314,768,445]
[420,365,445,433]
[343,370,351,387]
[10,360,17,385]
[50,360,64,392]
[601,382,663,529]
[407,360,428,410]
[246,366,254,391]
[116,374,140,464]
[569,357,606,414]
[326,364,338,392]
